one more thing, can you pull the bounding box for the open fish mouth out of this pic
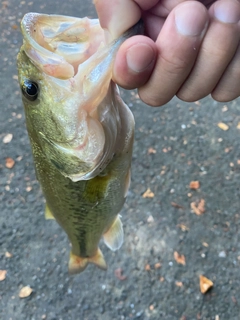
[21,12,105,79]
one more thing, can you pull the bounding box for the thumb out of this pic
[94,0,141,41]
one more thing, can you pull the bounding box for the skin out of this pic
[95,0,240,106]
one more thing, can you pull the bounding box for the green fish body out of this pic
[17,13,139,274]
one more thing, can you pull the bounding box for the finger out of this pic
[94,0,159,41]
[177,0,240,102]
[211,43,240,102]
[112,36,157,89]
[138,1,209,106]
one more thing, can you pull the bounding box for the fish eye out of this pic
[21,80,39,101]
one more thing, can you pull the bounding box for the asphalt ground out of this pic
[1,1,240,319]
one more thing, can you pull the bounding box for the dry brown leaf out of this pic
[154,262,161,269]
[174,251,186,265]
[218,122,229,131]
[19,286,33,298]
[0,270,7,281]
[148,147,156,154]
[175,281,183,287]
[114,268,127,281]
[177,224,189,231]
[191,199,205,215]
[3,133,13,144]
[5,157,15,169]
[189,181,200,189]
[145,264,151,271]
[142,188,154,198]
[26,186,32,192]
[171,202,184,209]
[199,275,213,294]
[5,251,12,258]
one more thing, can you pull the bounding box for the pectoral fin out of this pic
[68,248,107,275]
[103,215,124,251]
[45,204,55,220]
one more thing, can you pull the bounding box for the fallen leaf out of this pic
[0,270,7,281]
[19,286,33,298]
[225,147,232,153]
[191,199,205,215]
[5,157,15,169]
[171,202,184,209]
[142,188,154,198]
[175,281,183,287]
[145,264,151,271]
[189,181,200,189]
[3,133,13,144]
[114,268,127,281]
[174,251,186,265]
[5,251,12,258]
[199,275,213,294]
[218,122,229,131]
[154,262,161,269]
[148,147,156,154]
[177,224,189,231]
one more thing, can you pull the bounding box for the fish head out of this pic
[18,13,113,181]
[18,13,142,181]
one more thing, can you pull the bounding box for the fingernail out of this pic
[213,1,240,23]
[126,44,155,73]
[175,3,208,36]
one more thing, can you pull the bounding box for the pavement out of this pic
[1,1,240,319]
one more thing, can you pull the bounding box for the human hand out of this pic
[94,0,240,106]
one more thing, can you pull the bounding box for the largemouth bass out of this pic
[17,13,141,274]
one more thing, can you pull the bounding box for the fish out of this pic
[17,13,142,274]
